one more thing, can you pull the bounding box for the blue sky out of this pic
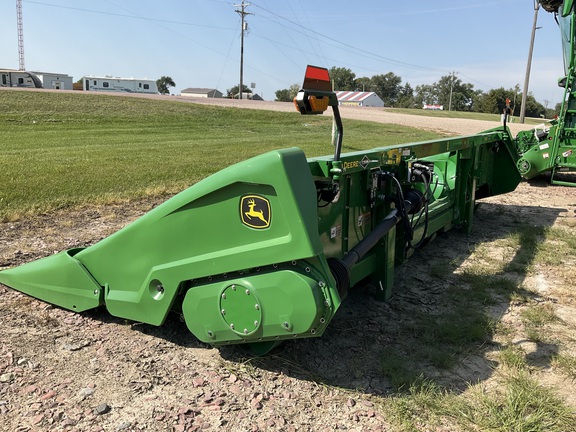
[0,0,566,106]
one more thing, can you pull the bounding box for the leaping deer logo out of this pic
[240,195,271,229]
[245,199,267,223]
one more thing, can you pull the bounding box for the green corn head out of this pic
[0,66,527,354]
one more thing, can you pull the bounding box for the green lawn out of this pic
[0,90,442,220]
[386,107,547,124]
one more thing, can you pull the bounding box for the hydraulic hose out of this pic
[332,105,344,161]
[341,209,400,269]
[341,188,422,269]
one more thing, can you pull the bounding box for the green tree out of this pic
[275,89,291,102]
[354,77,372,92]
[435,74,476,111]
[370,72,402,106]
[475,87,509,114]
[552,102,562,118]
[226,84,252,99]
[524,95,546,118]
[156,76,176,95]
[329,67,356,90]
[275,83,300,102]
[414,83,438,107]
[511,84,522,114]
[414,75,477,111]
[474,86,522,116]
[396,83,415,108]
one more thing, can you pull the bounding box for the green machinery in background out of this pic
[0,65,523,354]
[1,1,575,354]
[516,0,576,185]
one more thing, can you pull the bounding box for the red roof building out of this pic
[335,91,384,107]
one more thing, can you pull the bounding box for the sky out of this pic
[0,0,567,106]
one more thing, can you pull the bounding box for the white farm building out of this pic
[181,88,223,98]
[82,76,158,94]
[32,72,73,90]
[335,91,384,107]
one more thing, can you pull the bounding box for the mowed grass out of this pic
[0,90,442,220]
[387,107,546,124]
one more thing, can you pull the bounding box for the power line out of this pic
[216,20,241,93]
[22,0,513,97]
[249,28,303,70]
[250,2,432,71]
[254,4,516,95]
[458,72,494,90]
[286,1,321,63]
[250,2,516,92]
[24,0,236,31]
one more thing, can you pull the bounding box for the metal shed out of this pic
[32,72,73,90]
[181,88,223,98]
[335,91,384,107]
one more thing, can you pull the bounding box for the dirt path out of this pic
[167,96,533,137]
[116,92,541,136]
[1,180,574,432]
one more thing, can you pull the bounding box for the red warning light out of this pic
[302,65,332,92]
[305,66,330,82]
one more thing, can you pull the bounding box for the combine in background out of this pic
[515,0,576,185]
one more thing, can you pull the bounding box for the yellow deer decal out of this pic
[240,195,271,229]
[244,199,267,223]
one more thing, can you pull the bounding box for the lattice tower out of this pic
[17,0,25,70]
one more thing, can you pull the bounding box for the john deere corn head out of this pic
[0,65,525,354]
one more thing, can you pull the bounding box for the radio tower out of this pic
[16,0,25,70]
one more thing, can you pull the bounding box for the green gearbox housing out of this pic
[0,147,341,354]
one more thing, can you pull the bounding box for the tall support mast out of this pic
[234,1,252,100]
[16,0,25,71]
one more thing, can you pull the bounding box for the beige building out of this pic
[181,88,223,98]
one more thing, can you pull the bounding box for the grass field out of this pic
[387,107,546,124]
[0,90,442,220]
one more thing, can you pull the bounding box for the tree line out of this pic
[275,66,558,118]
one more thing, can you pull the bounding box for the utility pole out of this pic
[16,0,25,71]
[520,2,541,123]
[448,71,457,111]
[234,1,252,100]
